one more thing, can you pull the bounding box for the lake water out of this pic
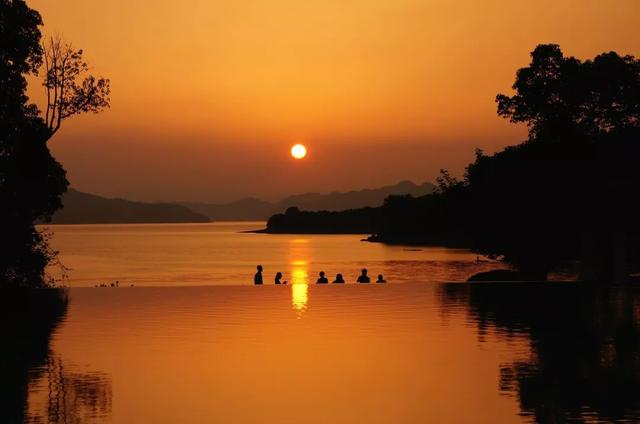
[9,284,640,424]
[5,223,638,423]
[45,222,505,286]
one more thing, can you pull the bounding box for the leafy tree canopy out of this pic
[496,44,640,142]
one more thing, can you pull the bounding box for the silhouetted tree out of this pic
[42,36,110,136]
[496,44,640,143]
[266,205,379,234]
[374,187,470,247]
[369,45,640,281]
[477,44,640,280]
[463,128,640,280]
[435,168,462,194]
[0,0,110,287]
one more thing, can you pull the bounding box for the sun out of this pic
[291,144,307,159]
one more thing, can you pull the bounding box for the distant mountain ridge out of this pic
[50,189,210,224]
[278,180,435,212]
[182,180,436,221]
[51,180,435,224]
[180,197,276,221]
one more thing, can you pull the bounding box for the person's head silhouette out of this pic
[319,271,325,277]
[276,272,282,279]
[357,268,370,283]
[257,265,263,272]
[336,273,343,280]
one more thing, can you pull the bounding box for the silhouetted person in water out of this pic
[254,265,263,285]
[275,272,287,285]
[357,269,370,283]
[316,271,329,284]
[376,274,387,283]
[332,273,345,284]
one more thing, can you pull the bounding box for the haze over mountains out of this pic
[51,181,435,224]
[50,190,211,224]
[181,180,435,221]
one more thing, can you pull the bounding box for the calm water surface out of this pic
[45,222,504,286]
[9,223,637,423]
[12,284,640,424]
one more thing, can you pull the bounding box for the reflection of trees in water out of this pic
[0,290,111,424]
[26,356,111,423]
[441,283,640,423]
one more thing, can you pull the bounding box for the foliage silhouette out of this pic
[0,0,110,287]
[463,130,640,279]
[467,45,640,279]
[42,36,110,136]
[496,44,640,142]
[272,44,640,281]
[265,205,380,234]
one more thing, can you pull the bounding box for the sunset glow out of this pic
[4,0,640,422]
[26,0,640,202]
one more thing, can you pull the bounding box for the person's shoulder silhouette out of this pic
[316,271,329,284]
[332,273,345,284]
[357,268,370,283]
[254,265,263,285]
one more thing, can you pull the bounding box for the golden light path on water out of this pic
[288,238,310,317]
[290,261,309,318]
[291,283,309,319]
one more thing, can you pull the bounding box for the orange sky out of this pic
[29,0,639,202]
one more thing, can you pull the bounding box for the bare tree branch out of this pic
[41,36,110,139]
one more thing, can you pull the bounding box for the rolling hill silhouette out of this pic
[180,197,276,221]
[183,180,435,221]
[50,181,434,224]
[50,190,210,224]
[277,180,435,212]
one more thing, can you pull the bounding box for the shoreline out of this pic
[244,228,472,248]
[242,228,372,235]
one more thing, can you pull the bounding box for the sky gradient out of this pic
[29,0,640,202]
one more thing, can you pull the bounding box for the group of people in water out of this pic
[253,265,387,285]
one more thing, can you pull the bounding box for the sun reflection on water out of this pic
[290,260,309,318]
[288,238,311,317]
[291,283,308,318]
